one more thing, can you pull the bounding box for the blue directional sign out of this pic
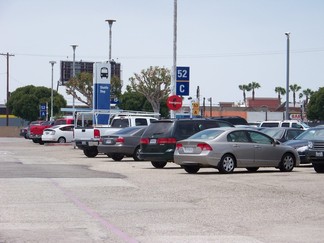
[176,82,189,96]
[40,103,46,118]
[176,66,190,96]
[176,66,190,81]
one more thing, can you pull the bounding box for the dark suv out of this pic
[140,118,234,168]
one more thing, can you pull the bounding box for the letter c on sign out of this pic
[180,85,185,93]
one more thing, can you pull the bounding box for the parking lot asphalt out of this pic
[0,137,324,243]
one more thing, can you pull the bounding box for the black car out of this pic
[261,127,304,143]
[284,126,324,164]
[98,126,147,161]
[139,118,234,168]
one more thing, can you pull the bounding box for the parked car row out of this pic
[24,117,324,173]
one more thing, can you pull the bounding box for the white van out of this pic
[259,120,309,130]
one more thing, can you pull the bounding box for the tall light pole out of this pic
[285,32,290,120]
[71,45,77,112]
[105,19,116,61]
[171,0,177,118]
[49,61,56,121]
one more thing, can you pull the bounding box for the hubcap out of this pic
[223,157,234,172]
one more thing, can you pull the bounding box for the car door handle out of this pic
[233,144,239,148]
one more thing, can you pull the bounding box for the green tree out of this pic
[274,86,286,104]
[7,85,66,121]
[249,82,261,100]
[110,75,123,102]
[129,66,171,114]
[299,88,313,106]
[289,84,302,107]
[238,84,251,106]
[119,85,169,118]
[65,72,123,108]
[65,72,93,107]
[307,87,324,120]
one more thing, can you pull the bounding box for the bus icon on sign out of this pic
[100,67,109,78]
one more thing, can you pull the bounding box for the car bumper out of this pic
[97,145,134,155]
[307,150,324,163]
[140,150,174,162]
[75,140,99,150]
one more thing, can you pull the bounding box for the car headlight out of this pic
[308,141,313,149]
[297,145,308,152]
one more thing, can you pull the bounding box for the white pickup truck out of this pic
[74,111,159,157]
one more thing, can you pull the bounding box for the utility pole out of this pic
[1,52,15,126]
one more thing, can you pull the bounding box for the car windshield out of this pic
[294,128,324,140]
[262,128,284,139]
[189,129,225,140]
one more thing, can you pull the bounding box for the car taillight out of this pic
[197,143,213,151]
[176,143,183,150]
[157,138,177,144]
[116,137,125,144]
[140,138,149,144]
[94,129,100,138]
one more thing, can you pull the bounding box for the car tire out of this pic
[133,146,143,161]
[58,137,66,143]
[32,139,38,143]
[151,161,167,168]
[313,163,324,173]
[279,153,295,172]
[218,154,235,174]
[183,165,200,174]
[246,167,259,172]
[83,147,98,158]
[111,153,124,161]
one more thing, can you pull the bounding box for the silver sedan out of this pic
[174,127,300,174]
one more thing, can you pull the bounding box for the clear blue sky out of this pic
[1,0,323,106]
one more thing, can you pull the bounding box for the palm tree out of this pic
[300,88,313,105]
[238,84,251,106]
[289,84,302,107]
[249,82,261,100]
[274,86,286,104]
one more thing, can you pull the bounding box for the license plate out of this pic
[316,151,323,157]
[184,147,194,153]
[150,139,157,144]
[104,139,113,145]
[88,141,98,146]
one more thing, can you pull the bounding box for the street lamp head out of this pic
[49,61,56,65]
[105,19,116,26]
[285,32,290,37]
[71,44,78,49]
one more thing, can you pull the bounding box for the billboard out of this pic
[60,60,121,85]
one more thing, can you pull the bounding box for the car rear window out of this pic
[142,121,174,138]
[111,118,130,128]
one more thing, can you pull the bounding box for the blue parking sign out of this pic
[176,66,190,81]
[176,82,189,96]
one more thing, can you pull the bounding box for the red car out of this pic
[29,120,54,144]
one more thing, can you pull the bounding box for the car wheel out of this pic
[133,146,143,161]
[279,153,295,172]
[246,167,259,172]
[151,161,167,168]
[83,147,98,158]
[183,165,200,174]
[313,163,324,173]
[111,153,124,161]
[39,140,44,145]
[32,139,38,143]
[58,137,66,143]
[218,154,235,174]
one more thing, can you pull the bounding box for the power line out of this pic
[11,48,324,60]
